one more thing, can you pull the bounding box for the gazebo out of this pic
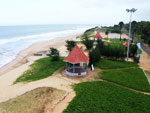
[94,32,103,40]
[64,45,89,76]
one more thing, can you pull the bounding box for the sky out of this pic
[0,0,149,26]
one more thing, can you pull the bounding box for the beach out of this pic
[0,33,83,113]
[0,33,80,76]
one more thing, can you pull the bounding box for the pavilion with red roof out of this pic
[64,45,89,76]
[94,32,103,40]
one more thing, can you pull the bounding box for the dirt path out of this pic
[139,49,150,70]
[99,78,150,95]
[52,91,75,113]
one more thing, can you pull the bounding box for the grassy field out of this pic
[0,87,66,113]
[63,81,150,113]
[110,38,126,43]
[100,68,150,92]
[15,57,65,83]
[96,58,138,69]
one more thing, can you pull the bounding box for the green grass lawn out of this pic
[110,38,126,43]
[100,68,150,92]
[14,57,65,83]
[96,58,138,69]
[63,81,150,113]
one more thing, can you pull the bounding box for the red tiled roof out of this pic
[94,32,103,39]
[123,42,128,47]
[64,45,89,64]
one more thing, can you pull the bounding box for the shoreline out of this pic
[0,33,81,76]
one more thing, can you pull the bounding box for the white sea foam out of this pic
[0,26,91,68]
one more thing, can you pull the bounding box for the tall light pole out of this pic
[126,8,137,62]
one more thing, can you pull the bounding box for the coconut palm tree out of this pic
[119,21,124,41]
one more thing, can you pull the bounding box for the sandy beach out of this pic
[0,34,81,76]
[0,33,83,113]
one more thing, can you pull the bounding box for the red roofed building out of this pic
[123,42,128,47]
[94,32,103,40]
[64,45,89,76]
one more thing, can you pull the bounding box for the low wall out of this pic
[66,70,87,76]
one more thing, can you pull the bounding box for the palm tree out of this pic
[119,21,124,41]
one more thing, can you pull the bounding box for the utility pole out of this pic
[126,8,137,62]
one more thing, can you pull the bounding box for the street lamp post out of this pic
[126,8,137,62]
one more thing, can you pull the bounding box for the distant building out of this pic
[94,32,103,40]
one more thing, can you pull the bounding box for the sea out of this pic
[0,24,93,68]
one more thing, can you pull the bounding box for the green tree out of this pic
[65,40,76,52]
[119,21,124,41]
[82,38,93,50]
[131,21,137,41]
[105,29,109,38]
[50,48,60,61]
[89,46,101,66]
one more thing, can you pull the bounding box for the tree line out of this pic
[102,21,150,44]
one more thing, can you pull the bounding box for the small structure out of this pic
[94,32,103,40]
[64,45,89,76]
[34,51,51,56]
[93,32,103,45]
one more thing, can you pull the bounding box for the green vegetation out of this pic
[102,38,109,41]
[100,68,150,92]
[94,39,137,59]
[96,58,138,69]
[0,87,66,113]
[49,48,60,61]
[119,21,124,41]
[89,47,101,66]
[65,40,76,52]
[110,38,126,43]
[15,57,64,83]
[101,42,126,59]
[63,81,150,113]
[101,25,120,33]
[77,27,96,40]
[82,37,94,50]
[125,21,150,44]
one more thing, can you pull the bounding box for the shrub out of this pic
[65,40,76,52]
[89,47,101,66]
[100,43,125,59]
[82,38,94,50]
[50,48,60,61]
[129,43,138,57]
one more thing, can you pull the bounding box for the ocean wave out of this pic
[0,27,89,46]
[0,26,92,68]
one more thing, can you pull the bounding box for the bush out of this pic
[65,40,76,52]
[82,38,94,50]
[100,43,125,59]
[89,47,101,66]
[50,48,60,61]
[129,44,138,57]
